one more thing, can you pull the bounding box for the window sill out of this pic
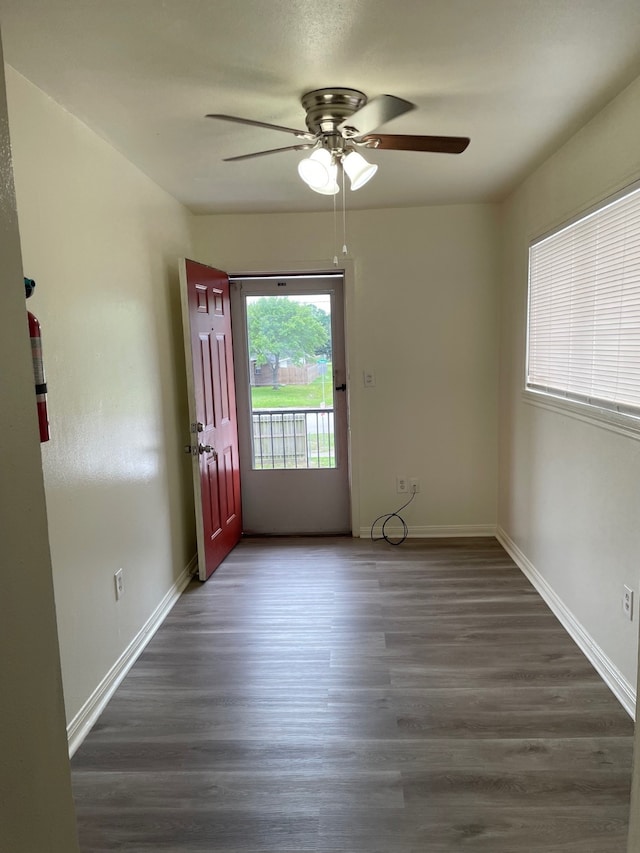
[522,388,640,441]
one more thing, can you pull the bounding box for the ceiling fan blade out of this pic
[338,94,415,137]
[207,114,316,141]
[223,143,315,162]
[361,134,470,154]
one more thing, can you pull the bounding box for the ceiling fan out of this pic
[207,87,470,194]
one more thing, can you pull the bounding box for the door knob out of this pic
[198,443,216,456]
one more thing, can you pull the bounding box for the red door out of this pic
[180,259,242,580]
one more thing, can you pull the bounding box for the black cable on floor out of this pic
[370,491,416,546]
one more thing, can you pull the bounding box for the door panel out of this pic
[216,335,231,422]
[180,259,242,580]
[231,274,350,534]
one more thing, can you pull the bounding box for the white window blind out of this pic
[527,183,640,418]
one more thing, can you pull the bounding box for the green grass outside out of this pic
[251,368,334,409]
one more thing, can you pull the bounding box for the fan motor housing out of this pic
[301,88,367,136]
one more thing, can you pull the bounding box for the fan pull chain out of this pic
[342,163,348,255]
[333,184,338,266]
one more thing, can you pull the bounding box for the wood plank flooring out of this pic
[71,537,634,852]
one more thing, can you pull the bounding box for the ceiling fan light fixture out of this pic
[310,159,339,195]
[343,150,378,190]
[297,148,333,190]
[309,154,340,195]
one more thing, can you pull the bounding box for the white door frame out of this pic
[227,258,360,536]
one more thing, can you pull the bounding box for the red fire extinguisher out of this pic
[25,277,50,443]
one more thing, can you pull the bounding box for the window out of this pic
[527,182,640,427]
[245,293,336,470]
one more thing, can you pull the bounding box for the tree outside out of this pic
[247,296,330,390]
[305,303,332,359]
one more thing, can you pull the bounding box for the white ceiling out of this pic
[1,0,640,214]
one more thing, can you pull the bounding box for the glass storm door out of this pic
[230,274,350,534]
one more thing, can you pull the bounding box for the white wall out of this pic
[6,68,196,730]
[498,74,640,693]
[192,204,499,536]
[0,42,79,852]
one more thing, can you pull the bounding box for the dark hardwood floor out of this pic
[71,537,634,852]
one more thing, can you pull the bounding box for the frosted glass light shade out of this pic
[343,150,378,190]
[298,148,333,190]
[310,161,339,195]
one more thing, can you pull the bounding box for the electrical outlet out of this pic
[409,478,420,494]
[363,370,376,388]
[114,568,124,601]
[396,475,408,494]
[623,585,634,621]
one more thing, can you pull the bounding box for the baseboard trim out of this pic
[67,555,197,757]
[361,523,497,539]
[496,527,636,719]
